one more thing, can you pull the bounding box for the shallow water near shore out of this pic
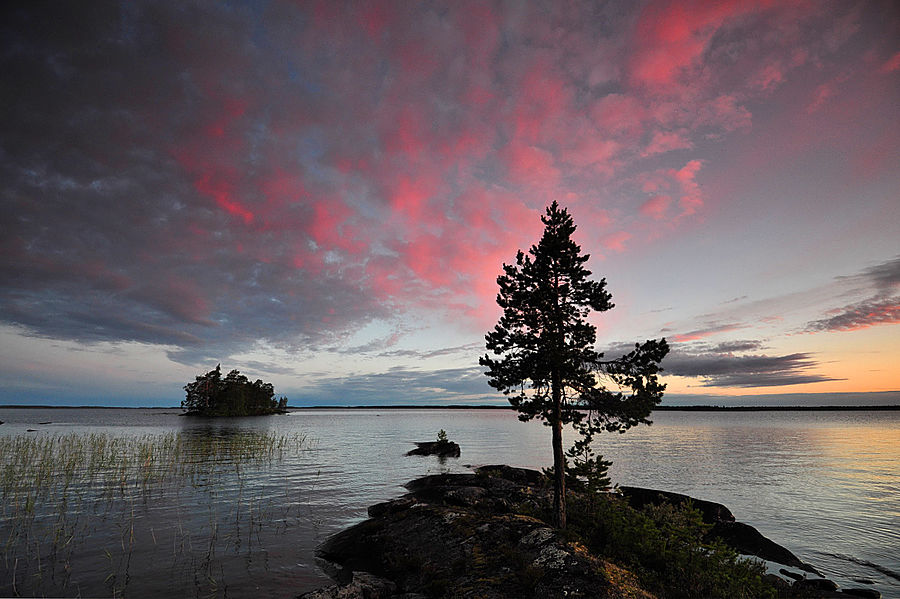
[0,407,897,598]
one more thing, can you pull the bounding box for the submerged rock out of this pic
[405,440,461,458]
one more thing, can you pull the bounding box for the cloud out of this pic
[292,365,495,406]
[670,322,745,343]
[804,256,900,333]
[663,348,840,388]
[804,298,900,333]
[639,195,671,219]
[602,231,632,253]
[860,255,900,291]
[379,343,485,360]
[602,337,835,388]
[880,51,900,73]
[642,131,693,157]
[1,0,895,375]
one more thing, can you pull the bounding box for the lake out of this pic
[0,407,897,597]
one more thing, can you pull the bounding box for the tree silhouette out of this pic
[480,201,669,528]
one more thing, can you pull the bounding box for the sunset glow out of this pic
[0,1,897,406]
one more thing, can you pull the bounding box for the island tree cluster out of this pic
[182,365,288,416]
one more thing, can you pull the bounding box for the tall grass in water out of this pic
[0,430,311,597]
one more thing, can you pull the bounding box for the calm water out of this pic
[0,407,897,597]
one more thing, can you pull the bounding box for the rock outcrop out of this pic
[302,466,864,599]
[305,466,655,599]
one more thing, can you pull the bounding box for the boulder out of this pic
[405,441,460,458]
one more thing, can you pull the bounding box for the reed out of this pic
[0,429,311,597]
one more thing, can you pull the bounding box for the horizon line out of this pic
[2,404,899,411]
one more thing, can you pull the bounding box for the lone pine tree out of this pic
[480,201,669,528]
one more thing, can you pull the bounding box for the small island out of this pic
[181,364,288,416]
[406,429,461,458]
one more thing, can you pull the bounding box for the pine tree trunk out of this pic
[551,375,567,529]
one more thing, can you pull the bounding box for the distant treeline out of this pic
[3,404,898,411]
[654,404,900,411]
[286,404,900,411]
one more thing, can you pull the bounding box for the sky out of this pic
[1,0,898,408]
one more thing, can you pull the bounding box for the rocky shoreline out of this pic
[300,466,880,599]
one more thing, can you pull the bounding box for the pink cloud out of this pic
[752,62,787,91]
[629,0,774,89]
[672,323,745,343]
[309,200,366,255]
[880,51,900,73]
[806,299,900,333]
[704,95,752,132]
[642,130,692,156]
[193,173,254,225]
[602,231,632,253]
[503,142,560,187]
[640,195,672,220]
[672,159,704,216]
[358,1,394,40]
[566,135,619,171]
[807,80,839,113]
[591,94,646,139]
[511,57,573,144]
[383,105,429,157]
